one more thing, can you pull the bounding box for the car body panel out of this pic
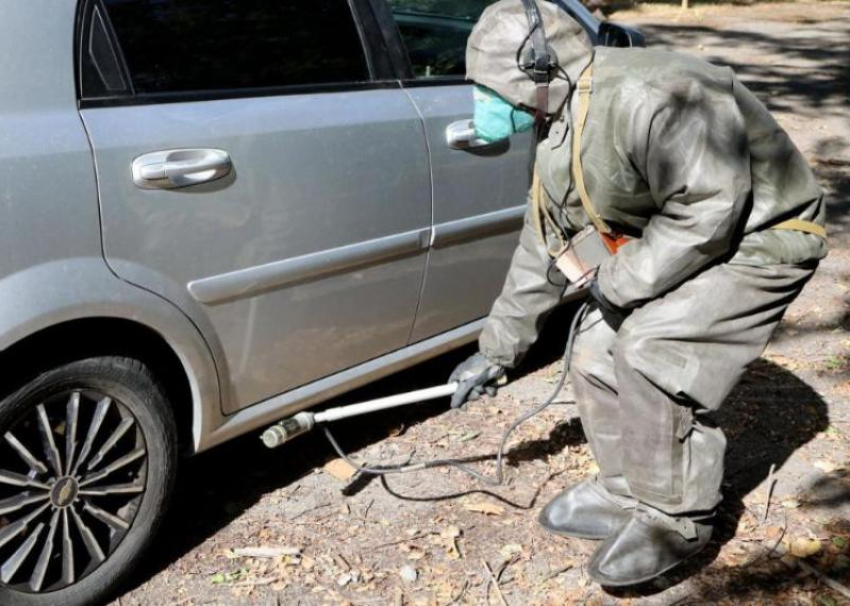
[0,258,222,446]
[81,88,432,413]
[402,85,532,342]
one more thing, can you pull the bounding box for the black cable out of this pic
[321,301,591,486]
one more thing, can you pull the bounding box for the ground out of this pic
[115,3,850,604]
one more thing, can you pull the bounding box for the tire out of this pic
[0,357,177,606]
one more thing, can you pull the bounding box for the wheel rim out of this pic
[0,389,147,593]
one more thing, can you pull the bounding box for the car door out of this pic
[79,0,432,413]
[374,0,534,343]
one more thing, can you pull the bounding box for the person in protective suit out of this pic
[450,0,827,587]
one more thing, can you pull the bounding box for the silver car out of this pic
[0,1,640,603]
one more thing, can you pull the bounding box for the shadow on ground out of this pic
[126,295,836,604]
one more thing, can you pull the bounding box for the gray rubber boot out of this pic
[588,508,713,586]
[537,479,636,540]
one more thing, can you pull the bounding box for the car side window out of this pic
[386,0,495,79]
[100,0,371,94]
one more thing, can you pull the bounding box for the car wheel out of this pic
[0,357,177,606]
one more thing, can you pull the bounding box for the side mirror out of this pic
[598,22,646,48]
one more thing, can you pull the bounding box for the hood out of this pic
[466,0,593,116]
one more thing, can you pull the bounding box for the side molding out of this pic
[431,205,525,249]
[188,228,431,305]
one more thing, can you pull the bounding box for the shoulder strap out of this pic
[532,167,568,257]
[572,63,612,235]
[769,218,827,239]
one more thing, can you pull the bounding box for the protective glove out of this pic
[449,352,506,409]
[588,277,631,331]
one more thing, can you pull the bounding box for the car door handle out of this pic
[445,119,492,150]
[132,148,232,189]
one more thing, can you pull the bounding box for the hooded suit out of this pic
[468,0,826,517]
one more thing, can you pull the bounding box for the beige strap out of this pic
[531,169,545,248]
[531,167,568,257]
[572,64,611,235]
[770,218,827,239]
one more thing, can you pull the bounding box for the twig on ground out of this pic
[483,559,509,606]
[232,546,301,558]
[288,502,331,522]
[443,579,470,606]
[796,560,850,599]
[762,463,778,524]
[521,469,564,510]
[369,531,434,549]
[233,575,283,588]
[496,554,520,584]
[427,433,450,444]
[361,498,374,522]
[541,562,574,583]
[334,552,351,571]
[745,506,787,569]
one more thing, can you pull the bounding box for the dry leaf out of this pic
[814,460,838,473]
[464,502,504,516]
[324,458,357,481]
[438,525,462,559]
[789,537,822,558]
[406,547,426,561]
[500,544,523,559]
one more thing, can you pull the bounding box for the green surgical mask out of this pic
[473,85,535,143]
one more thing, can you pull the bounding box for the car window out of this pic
[386,0,496,79]
[101,0,370,94]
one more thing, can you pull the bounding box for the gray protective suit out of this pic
[469,1,827,518]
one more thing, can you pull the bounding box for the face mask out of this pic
[472,85,535,143]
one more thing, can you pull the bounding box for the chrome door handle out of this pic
[132,148,232,189]
[446,119,491,150]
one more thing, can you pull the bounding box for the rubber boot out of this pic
[588,508,713,586]
[537,479,636,540]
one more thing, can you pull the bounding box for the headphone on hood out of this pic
[518,0,559,125]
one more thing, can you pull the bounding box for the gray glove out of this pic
[449,352,506,409]
[588,276,631,331]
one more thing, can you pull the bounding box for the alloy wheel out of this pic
[0,389,147,593]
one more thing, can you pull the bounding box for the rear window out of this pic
[101,0,371,94]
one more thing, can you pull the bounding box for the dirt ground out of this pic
[115,3,850,605]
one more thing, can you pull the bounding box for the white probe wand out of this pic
[261,382,460,449]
